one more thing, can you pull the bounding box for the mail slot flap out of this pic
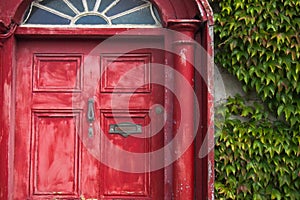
[109,122,142,137]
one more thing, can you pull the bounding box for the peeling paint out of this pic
[208,160,215,200]
[195,0,214,25]
[165,58,168,65]
[208,160,213,182]
[179,48,187,65]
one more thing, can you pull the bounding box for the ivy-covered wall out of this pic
[213,0,300,199]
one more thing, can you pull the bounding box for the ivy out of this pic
[213,0,300,198]
[215,96,300,199]
[214,0,300,126]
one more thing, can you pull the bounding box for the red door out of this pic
[14,37,165,199]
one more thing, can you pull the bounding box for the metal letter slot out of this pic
[109,122,142,138]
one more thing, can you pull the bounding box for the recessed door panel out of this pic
[101,111,150,197]
[31,111,80,196]
[100,54,151,93]
[33,54,82,92]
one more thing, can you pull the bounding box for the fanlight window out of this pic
[22,0,161,27]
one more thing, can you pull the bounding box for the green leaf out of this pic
[277,105,284,116]
[271,189,282,199]
[267,23,277,32]
[225,165,236,176]
[253,193,263,200]
[222,6,232,15]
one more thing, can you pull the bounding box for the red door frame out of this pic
[0,0,214,199]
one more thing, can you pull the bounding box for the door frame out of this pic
[0,0,214,199]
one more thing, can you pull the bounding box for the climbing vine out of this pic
[213,0,300,199]
[215,96,300,199]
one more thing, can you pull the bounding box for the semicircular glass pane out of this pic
[22,0,162,27]
[75,15,108,25]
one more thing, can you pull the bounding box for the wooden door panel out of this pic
[100,54,151,93]
[33,54,83,92]
[100,111,150,197]
[30,111,80,197]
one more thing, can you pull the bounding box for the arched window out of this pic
[22,0,161,27]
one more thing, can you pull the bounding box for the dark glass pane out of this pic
[70,0,85,12]
[152,6,161,22]
[106,0,145,17]
[111,7,155,24]
[75,15,108,24]
[40,0,76,17]
[23,0,160,25]
[23,5,31,22]
[87,0,96,11]
[26,7,70,24]
[98,0,115,12]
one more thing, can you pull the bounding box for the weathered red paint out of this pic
[194,19,215,200]
[0,0,214,199]
[0,29,6,199]
[14,39,165,199]
[168,20,200,200]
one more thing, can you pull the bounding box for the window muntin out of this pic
[22,0,161,27]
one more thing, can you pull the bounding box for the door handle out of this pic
[109,122,142,138]
[87,98,95,123]
[87,98,95,137]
